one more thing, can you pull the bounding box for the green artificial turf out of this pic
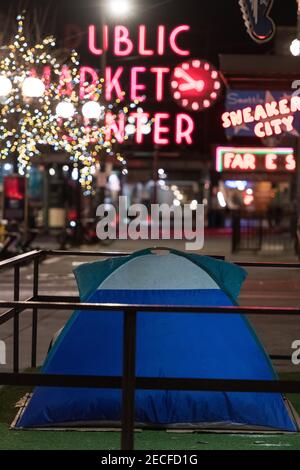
[0,373,300,451]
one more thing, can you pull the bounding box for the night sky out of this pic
[0,0,298,153]
[0,0,298,58]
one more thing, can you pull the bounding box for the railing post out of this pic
[121,309,137,451]
[13,265,20,373]
[31,257,39,368]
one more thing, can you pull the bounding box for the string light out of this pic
[0,13,139,193]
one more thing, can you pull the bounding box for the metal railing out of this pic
[232,211,298,254]
[0,249,300,450]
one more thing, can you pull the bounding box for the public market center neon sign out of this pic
[41,24,223,146]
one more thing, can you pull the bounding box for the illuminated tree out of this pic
[0,13,68,172]
[0,13,148,194]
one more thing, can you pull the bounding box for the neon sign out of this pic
[221,97,300,138]
[88,24,191,57]
[216,147,296,173]
[35,24,223,146]
[170,59,222,112]
[239,0,275,43]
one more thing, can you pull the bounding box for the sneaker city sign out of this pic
[222,96,300,138]
[44,25,222,146]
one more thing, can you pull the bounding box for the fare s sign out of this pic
[216,147,296,173]
[65,25,222,146]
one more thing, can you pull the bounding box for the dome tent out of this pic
[16,249,298,431]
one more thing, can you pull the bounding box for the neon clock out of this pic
[170,59,222,112]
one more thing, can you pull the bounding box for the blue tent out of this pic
[16,249,298,431]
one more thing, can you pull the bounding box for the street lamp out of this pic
[22,77,45,98]
[0,76,12,97]
[56,101,75,119]
[107,0,131,16]
[82,100,104,119]
[290,38,300,56]
[291,0,300,56]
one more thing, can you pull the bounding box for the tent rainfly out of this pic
[16,249,299,432]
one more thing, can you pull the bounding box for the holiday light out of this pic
[0,14,135,191]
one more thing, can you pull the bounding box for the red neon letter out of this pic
[131,67,146,101]
[265,154,278,170]
[105,112,125,143]
[176,114,194,144]
[114,26,134,56]
[291,96,300,112]
[153,113,170,145]
[265,101,280,118]
[242,107,254,123]
[57,66,73,97]
[224,153,234,170]
[254,123,265,138]
[282,116,294,133]
[80,66,99,100]
[157,25,166,55]
[285,154,296,171]
[150,67,169,101]
[105,67,124,101]
[222,112,232,129]
[270,119,283,135]
[138,25,154,55]
[169,25,190,56]
[229,110,243,126]
[254,104,267,121]
[131,112,149,144]
[88,24,108,56]
[278,99,290,115]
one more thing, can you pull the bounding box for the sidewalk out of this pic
[32,232,299,262]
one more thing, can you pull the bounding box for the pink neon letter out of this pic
[138,25,154,55]
[150,67,169,101]
[103,25,109,51]
[176,114,194,144]
[80,66,99,100]
[105,67,124,101]
[131,67,146,101]
[114,26,134,56]
[265,154,278,171]
[169,25,190,56]
[153,113,170,145]
[88,25,103,55]
[157,25,166,55]
[131,112,149,144]
[105,112,125,143]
